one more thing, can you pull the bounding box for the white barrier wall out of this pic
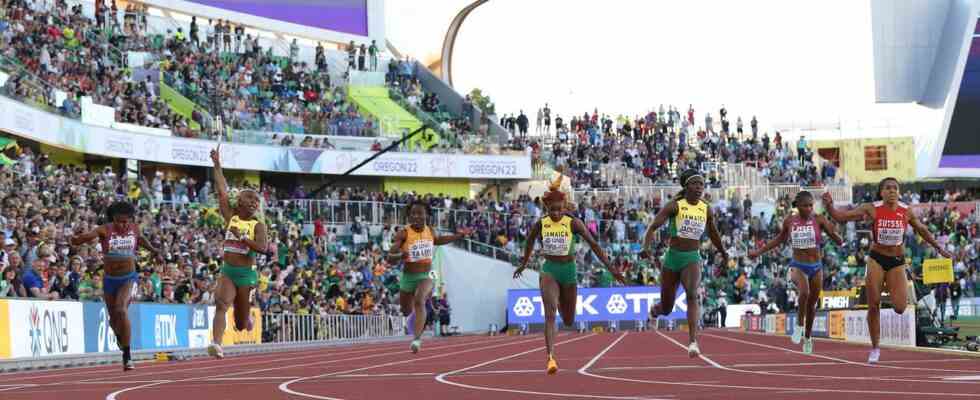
[438,246,539,333]
[844,309,917,347]
[724,304,761,328]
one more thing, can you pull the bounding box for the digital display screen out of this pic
[184,0,368,36]
[941,23,980,169]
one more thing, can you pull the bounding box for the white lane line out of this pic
[577,330,980,397]
[106,381,174,400]
[436,333,670,400]
[943,375,980,381]
[103,334,531,400]
[704,332,980,374]
[279,333,564,400]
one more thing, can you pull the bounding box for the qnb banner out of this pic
[6,300,85,358]
[506,286,687,324]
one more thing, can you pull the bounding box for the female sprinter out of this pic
[748,191,843,353]
[71,201,162,370]
[822,178,952,363]
[209,146,268,359]
[387,200,473,354]
[641,169,728,357]
[514,186,625,374]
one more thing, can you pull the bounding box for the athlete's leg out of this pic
[679,262,702,346]
[805,269,823,339]
[233,285,254,331]
[540,274,561,357]
[884,265,909,315]
[652,268,681,317]
[865,259,886,349]
[211,275,237,345]
[790,268,810,332]
[411,279,434,341]
[557,283,578,327]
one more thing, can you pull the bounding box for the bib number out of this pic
[677,218,705,240]
[542,236,569,256]
[877,228,904,246]
[791,226,816,249]
[408,241,433,262]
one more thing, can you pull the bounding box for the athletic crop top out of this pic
[788,214,822,250]
[224,215,260,257]
[402,225,434,265]
[540,215,576,256]
[872,201,909,247]
[668,199,708,240]
[101,223,138,260]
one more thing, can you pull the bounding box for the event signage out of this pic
[133,304,190,351]
[0,95,531,179]
[844,309,916,347]
[82,302,137,353]
[6,300,85,358]
[507,286,686,324]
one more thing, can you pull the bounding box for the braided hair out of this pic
[792,190,814,208]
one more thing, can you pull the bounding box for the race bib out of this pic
[542,236,570,256]
[791,226,816,249]
[407,241,433,262]
[677,218,706,240]
[876,227,904,246]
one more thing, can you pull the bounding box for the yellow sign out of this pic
[829,311,846,339]
[923,258,954,285]
[0,300,9,359]
[220,307,263,345]
[775,314,787,335]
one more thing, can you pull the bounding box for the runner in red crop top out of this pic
[822,178,951,363]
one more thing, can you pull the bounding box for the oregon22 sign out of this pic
[506,286,686,324]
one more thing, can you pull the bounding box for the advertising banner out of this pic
[775,314,786,335]
[208,306,263,345]
[723,304,761,328]
[811,311,829,338]
[829,310,846,339]
[506,286,686,324]
[6,300,85,358]
[844,309,916,347]
[83,302,136,353]
[133,303,190,351]
[189,305,210,349]
[0,300,9,359]
[786,313,798,336]
[0,95,532,179]
[764,314,776,334]
[749,315,762,331]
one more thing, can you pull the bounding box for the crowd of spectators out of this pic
[526,104,836,192]
[0,146,407,319]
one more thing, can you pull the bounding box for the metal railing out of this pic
[261,313,406,344]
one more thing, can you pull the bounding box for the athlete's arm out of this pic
[210,145,233,221]
[821,192,871,222]
[641,200,678,255]
[236,222,269,254]
[908,211,953,259]
[817,215,845,246]
[434,226,473,245]
[749,218,790,258]
[573,219,624,286]
[519,221,542,269]
[706,206,729,262]
[69,225,104,246]
[137,229,165,263]
[387,229,407,264]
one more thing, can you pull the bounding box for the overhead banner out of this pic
[6,300,85,358]
[0,95,531,179]
[506,286,687,324]
[844,309,916,347]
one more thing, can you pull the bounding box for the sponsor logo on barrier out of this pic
[811,312,829,338]
[9,300,84,357]
[192,307,207,330]
[829,311,846,339]
[98,307,120,352]
[155,314,179,347]
[27,305,69,357]
[0,300,9,359]
[507,287,685,323]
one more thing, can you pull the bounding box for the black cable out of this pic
[309,124,430,197]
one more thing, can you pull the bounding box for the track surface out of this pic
[2,329,979,399]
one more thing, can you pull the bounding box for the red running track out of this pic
[1,329,979,399]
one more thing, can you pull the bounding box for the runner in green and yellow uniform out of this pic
[642,169,728,357]
[515,185,625,375]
